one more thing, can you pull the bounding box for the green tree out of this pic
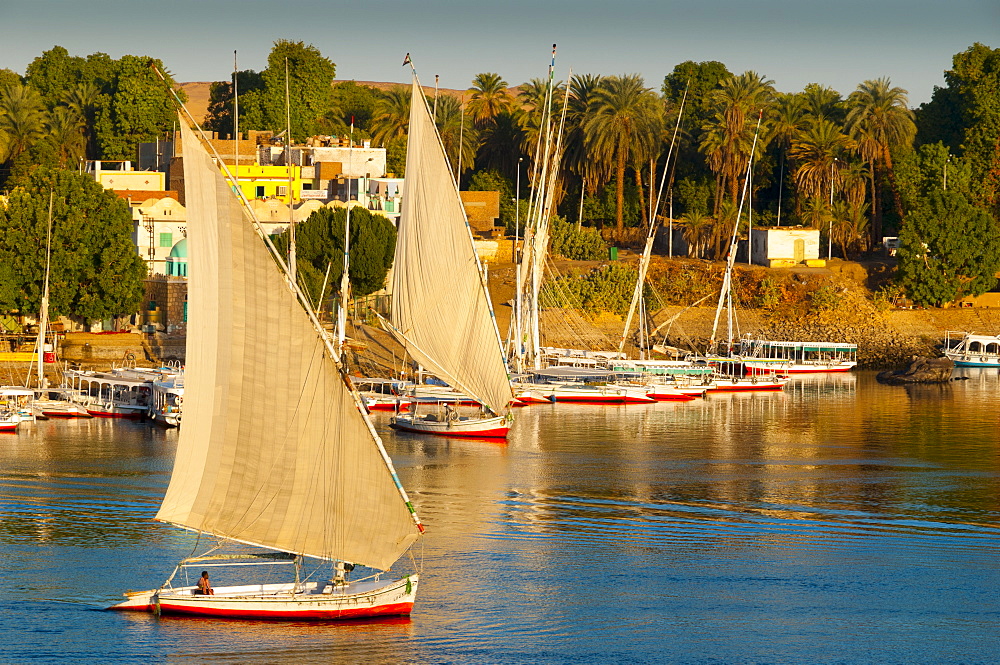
[257,40,337,140]
[917,43,1000,210]
[94,56,183,159]
[789,118,854,201]
[434,95,478,179]
[329,80,381,133]
[204,69,265,136]
[700,71,775,212]
[0,168,146,321]
[895,141,973,211]
[272,206,396,307]
[897,190,1000,305]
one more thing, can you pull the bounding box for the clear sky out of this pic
[2,0,997,105]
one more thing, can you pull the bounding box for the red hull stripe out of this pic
[646,395,696,402]
[87,411,143,419]
[157,601,414,620]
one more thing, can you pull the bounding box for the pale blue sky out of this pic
[2,0,997,105]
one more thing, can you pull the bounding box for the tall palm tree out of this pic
[0,82,47,163]
[47,106,86,168]
[564,74,604,195]
[435,94,478,179]
[700,71,775,212]
[789,118,854,201]
[63,81,101,159]
[369,85,410,147]
[467,73,512,128]
[845,77,916,243]
[516,76,567,175]
[582,74,663,232]
[769,93,807,223]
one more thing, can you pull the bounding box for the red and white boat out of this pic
[706,374,789,392]
[390,411,510,438]
[113,556,418,620]
[0,409,18,432]
[378,75,516,441]
[643,383,700,401]
[548,383,656,404]
[739,337,857,374]
[109,117,424,622]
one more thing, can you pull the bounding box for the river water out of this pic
[1,370,998,663]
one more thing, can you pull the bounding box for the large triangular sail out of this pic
[156,122,419,571]
[389,77,513,415]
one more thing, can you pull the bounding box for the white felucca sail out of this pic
[156,122,420,572]
[388,76,514,417]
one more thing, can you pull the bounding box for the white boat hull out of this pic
[744,360,855,374]
[110,575,418,620]
[390,413,509,438]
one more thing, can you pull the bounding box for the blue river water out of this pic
[1,370,998,663]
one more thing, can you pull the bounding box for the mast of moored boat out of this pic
[709,111,762,355]
[34,190,54,390]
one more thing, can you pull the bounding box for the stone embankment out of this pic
[877,357,956,384]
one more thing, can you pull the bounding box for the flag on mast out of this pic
[402,53,411,67]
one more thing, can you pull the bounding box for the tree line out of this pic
[2,40,999,311]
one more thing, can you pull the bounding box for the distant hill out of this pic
[178,82,212,124]
[178,79,524,124]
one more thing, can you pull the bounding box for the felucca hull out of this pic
[389,414,509,438]
[110,576,417,621]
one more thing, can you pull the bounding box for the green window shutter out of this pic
[159,232,173,248]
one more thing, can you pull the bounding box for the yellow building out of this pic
[226,164,307,205]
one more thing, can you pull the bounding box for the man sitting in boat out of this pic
[195,570,214,595]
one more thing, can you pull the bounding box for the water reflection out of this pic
[1,371,999,662]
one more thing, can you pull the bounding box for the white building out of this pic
[748,227,821,267]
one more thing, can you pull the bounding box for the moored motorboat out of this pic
[942,331,1000,367]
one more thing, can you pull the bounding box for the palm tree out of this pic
[0,82,47,163]
[434,94,478,179]
[47,106,86,168]
[63,81,101,158]
[699,71,775,212]
[800,83,844,123]
[516,76,567,174]
[467,73,512,128]
[845,77,916,243]
[769,93,807,223]
[789,118,854,201]
[369,85,410,147]
[800,196,831,229]
[477,110,523,179]
[680,210,712,258]
[564,74,605,196]
[582,74,663,233]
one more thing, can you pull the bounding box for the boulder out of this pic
[876,356,955,385]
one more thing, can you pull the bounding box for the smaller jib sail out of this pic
[156,122,420,571]
[390,77,514,416]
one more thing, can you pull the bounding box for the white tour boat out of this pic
[942,331,1000,367]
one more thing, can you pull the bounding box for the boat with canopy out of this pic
[109,108,424,619]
